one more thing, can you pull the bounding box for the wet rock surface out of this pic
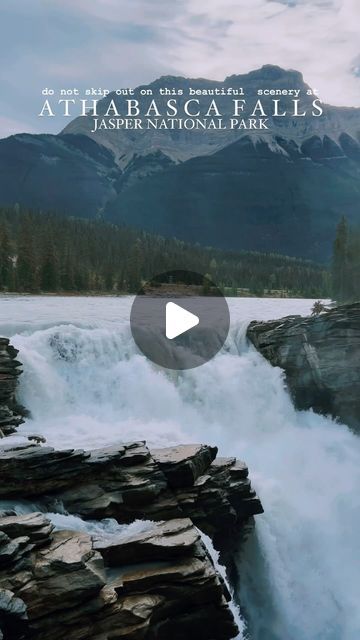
[152,444,218,488]
[247,302,360,430]
[0,338,263,638]
[0,514,237,640]
[0,339,25,437]
[0,513,239,639]
[0,439,263,639]
[0,442,263,542]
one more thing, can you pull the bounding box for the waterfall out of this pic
[1,295,359,640]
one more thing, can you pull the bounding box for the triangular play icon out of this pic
[165,302,199,340]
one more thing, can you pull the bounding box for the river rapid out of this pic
[0,295,359,640]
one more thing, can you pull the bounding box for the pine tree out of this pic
[61,252,76,291]
[209,258,217,279]
[40,240,59,291]
[0,222,12,289]
[0,206,331,298]
[346,229,360,303]
[332,216,349,302]
[126,240,143,293]
[16,216,38,291]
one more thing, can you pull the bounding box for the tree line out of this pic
[0,206,330,297]
[332,216,360,303]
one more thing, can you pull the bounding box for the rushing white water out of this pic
[0,295,359,640]
[201,529,246,638]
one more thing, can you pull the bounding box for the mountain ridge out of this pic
[0,65,359,260]
[61,64,360,167]
[105,133,360,260]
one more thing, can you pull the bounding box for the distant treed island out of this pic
[0,207,331,298]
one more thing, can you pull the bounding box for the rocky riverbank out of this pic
[0,338,26,437]
[0,441,263,541]
[0,337,263,640]
[247,302,360,430]
[0,511,239,640]
[0,439,263,640]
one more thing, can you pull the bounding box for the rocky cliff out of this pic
[0,433,263,638]
[247,302,360,430]
[0,339,25,437]
[0,440,263,548]
[0,512,238,640]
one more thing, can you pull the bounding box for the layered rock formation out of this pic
[0,339,25,437]
[0,440,263,639]
[153,446,262,551]
[247,302,360,430]
[0,513,239,640]
[0,441,263,542]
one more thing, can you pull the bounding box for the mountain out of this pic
[105,133,360,260]
[62,65,360,168]
[0,133,118,218]
[0,65,359,260]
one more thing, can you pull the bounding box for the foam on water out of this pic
[48,513,155,541]
[1,295,359,640]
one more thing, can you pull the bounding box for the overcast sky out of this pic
[0,0,359,138]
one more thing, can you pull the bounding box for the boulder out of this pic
[152,444,217,488]
[169,455,263,547]
[95,518,199,565]
[19,530,106,620]
[247,302,360,430]
[0,513,54,545]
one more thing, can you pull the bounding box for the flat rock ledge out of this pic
[0,441,263,639]
[0,442,263,540]
[0,514,237,640]
[0,339,26,437]
[247,302,360,430]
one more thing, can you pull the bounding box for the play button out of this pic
[130,270,230,370]
[166,302,199,339]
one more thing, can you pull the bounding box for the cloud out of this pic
[0,115,36,139]
[162,0,360,107]
[63,0,360,106]
[0,0,358,137]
